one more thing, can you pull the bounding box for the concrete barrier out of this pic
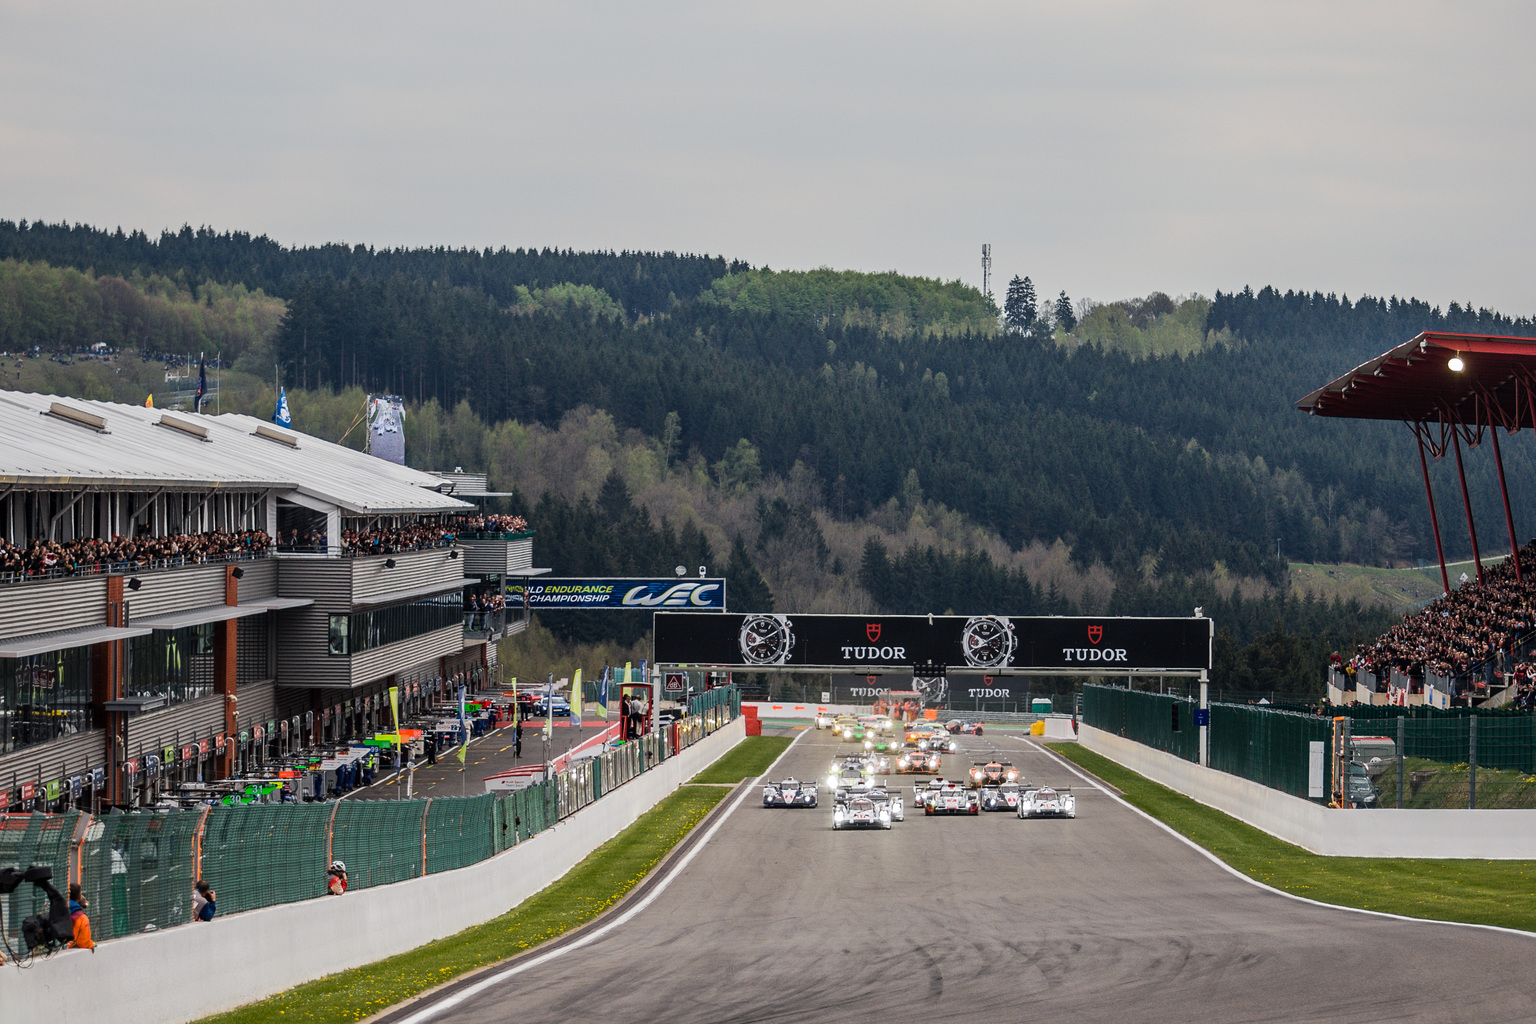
[5,716,746,1024]
[1079,723,1536,859]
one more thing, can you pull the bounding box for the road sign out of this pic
[664,671,686,692]
[1194,708,1210,726]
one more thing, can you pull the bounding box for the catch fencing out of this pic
[0,688,738,953]
[1082,684,1536,808]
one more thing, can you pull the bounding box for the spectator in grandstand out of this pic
[0,529,272,580]
[192,880,216,922]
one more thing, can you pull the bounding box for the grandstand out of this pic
[1298,331,1536,708]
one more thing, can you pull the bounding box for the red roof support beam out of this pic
[1490,425,1522,582]
[1451,430,1484,585]
[1416,424,1451,596]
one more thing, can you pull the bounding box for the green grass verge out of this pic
[195,785,728,1024]
[689,735,792,784]
[1050,742,1536,932]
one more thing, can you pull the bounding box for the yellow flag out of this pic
[456,739,466,763]
[509,677,518,726]
[145,393,154,408]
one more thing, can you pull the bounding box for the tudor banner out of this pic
[506,578,727,611]
[653,613,1212,673]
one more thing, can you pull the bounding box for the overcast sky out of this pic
[2,2,1532,315]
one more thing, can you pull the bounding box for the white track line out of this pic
[393,728,809,1024]
[1008,734,1536,941]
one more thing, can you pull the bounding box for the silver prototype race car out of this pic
[979,781,1023,812]
[1017,786,1076,819]
[866,785,905,821]
[763,778,818,808]
[923,780,980,815]
[832,794,892,830]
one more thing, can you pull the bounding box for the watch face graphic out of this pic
[912,675,949,707]
[739,615,795,666]
[960,616,1016,668]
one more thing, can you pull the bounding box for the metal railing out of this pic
[0,686,738,952]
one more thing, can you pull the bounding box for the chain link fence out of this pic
[1082,683,1536,809]
[0,686,739,952]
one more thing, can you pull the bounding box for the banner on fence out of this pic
[505,578,726,611]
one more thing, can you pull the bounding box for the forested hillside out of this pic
[6,217,1533,691]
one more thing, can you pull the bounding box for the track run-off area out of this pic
[380,727,1536,1024]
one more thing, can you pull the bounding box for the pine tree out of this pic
[1003,275,1037,332]
[726,535,774,611]
[1054,290,1077,333]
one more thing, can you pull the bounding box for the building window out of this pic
[237,613,270,683]
[0,646,93,754]
[328,615,350,655]
[328,596,461,656]
[127,625,215,705]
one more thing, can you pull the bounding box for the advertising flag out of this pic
[542,674,554,739]
[145,393,154,408]
[571,669,582,728]
[456,684,468,763]
[509,676,518,726]
[194,356,208,412]
[595,667,609,719]
[273,386,292,427]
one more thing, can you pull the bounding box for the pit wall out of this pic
[5,717,746,1024]
[1079,723,1536,859]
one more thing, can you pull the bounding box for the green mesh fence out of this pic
[200,803,331,915]
[425,794,496,874]
[1081,685,1200,762]
[0,691,730,945]
[331,799,425,890]
[77,811,201,939]
[0,812,77,948]
[1207,704,1330,799]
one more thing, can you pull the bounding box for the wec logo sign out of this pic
[620,582,722,608]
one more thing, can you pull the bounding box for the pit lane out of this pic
[383,726,1536,1024]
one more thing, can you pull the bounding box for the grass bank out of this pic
[690,735,793,784]
[1050,743,1536,932]
[197,784,729,1024]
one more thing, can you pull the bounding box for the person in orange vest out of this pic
[67,884,95,951]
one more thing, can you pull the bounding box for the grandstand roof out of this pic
[0,391,472,516]
[1297,331,1536,426]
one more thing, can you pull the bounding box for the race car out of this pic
[895,748,940,774]
[867,785,905,822]
[827,765,874,794]
[924,780,980,815]
[832,794,892,830]
[1018,786,1076,819]
[864,733,901,754]
[944,720,984,736]
[814,711,834,730]
[832,715,858,737]
[978,782,1022,811]
[763,778,818,808]
[968,761,1020,787]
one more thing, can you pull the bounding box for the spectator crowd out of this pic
[339,514,528,557]
[1351,539,1536,684]
[0,529,272,580]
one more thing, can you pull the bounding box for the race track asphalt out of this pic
[386,726,1536,1024]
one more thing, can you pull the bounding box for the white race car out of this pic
[833,794,892,830]
[867,785,905,822]
[763,778,818,808]
[924,780,979,816]
[828,765,874,795]
[979,782,1022,812]
[1017,786,1076,819]
[814,711,834,730]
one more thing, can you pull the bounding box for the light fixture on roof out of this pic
[231,566,245,580]
[448,549,459,559]
[1448,355,1466,372]
[385,558,397,569]
[127,577,143,591]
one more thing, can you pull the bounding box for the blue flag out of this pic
[596,666,609,720]
[194,357,208,412]
[273,387,291,427]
